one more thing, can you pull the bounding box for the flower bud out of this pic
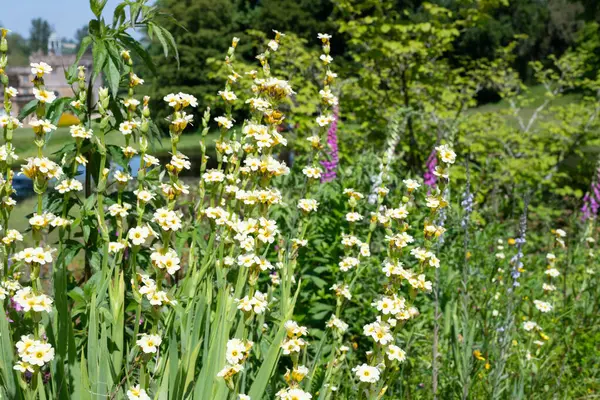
[141,120,149,134]
[100,116,109,130]
[139,136,148,152]
[98,87,109,101]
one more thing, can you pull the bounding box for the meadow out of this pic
[0,1,599,400]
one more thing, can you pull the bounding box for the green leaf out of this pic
[104,56,121,97]
[90,0,108,18]
[17,100,38,120]
[112,3,127,28]
[0,304,17,398]
[47,97,71,126]
[67,35,92,82]
[117,32,157,75]
[151,23,170,58]
[160,25,180,67]
[92,40,108,82]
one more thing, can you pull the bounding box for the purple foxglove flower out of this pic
[424,149,437,187]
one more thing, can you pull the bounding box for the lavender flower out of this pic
[424,149,437,187]
[321,105,339,182]
[582,165,600,221]
[510,204,528,288]
[461,169,474,229]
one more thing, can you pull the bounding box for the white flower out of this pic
[33,88,56,104]
[134,189,155,203]
[119,121,134,135]
[326,315,349,333]
[128,225,154,246]
[545,268,560,278]
[542,283,556,291]
[150,248,181,275]
[22,342,55,367]
[218,90,237,102]
[435,144,456,164]
[363,321,393,345]
[345,212,363,222]
[127,385,151,400]
[5,87,18,98]
[276,388,312,400]
[554,229,566,238]
[523,321,540,331]
[353,363,380,383]
[316,114,333,127]
[122,98,140,109]
[298,199,319,212]
[108,203,132,218]
[215,116,233,129]
[55,178,83,194]
[339,256,360,272]
[152,208,183,232]
[2,229,23,245]
[225,338,248,365]
[386,344,406,362]
[425,196,440,209]
[30,62,52,77]
[533,300,553,313]
[30,119,57,134]
[320,54,333,64]
[302,166,322,179]
[13,287,53,313]
[109,241,127,253]
[203,169,226,183]
[13,247,54,265]
[136,334,162,354]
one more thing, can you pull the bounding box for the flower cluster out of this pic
[14,336,55,373]
[218,338,253,385]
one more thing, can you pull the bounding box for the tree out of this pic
[144,0,245,125]
[7,32,30,66]
[144,0,336,128]
[29,18,52,54]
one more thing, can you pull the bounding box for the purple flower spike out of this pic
[321,106,340,183]
[582,165,600,221]
[424,149,437,187]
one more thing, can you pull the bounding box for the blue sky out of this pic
[1,0,131,39]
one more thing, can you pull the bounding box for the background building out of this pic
[2,32,97,122]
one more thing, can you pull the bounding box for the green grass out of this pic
[469,85,583,127]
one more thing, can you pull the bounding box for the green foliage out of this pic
[1,1,600,399]
[29,18,51,55]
